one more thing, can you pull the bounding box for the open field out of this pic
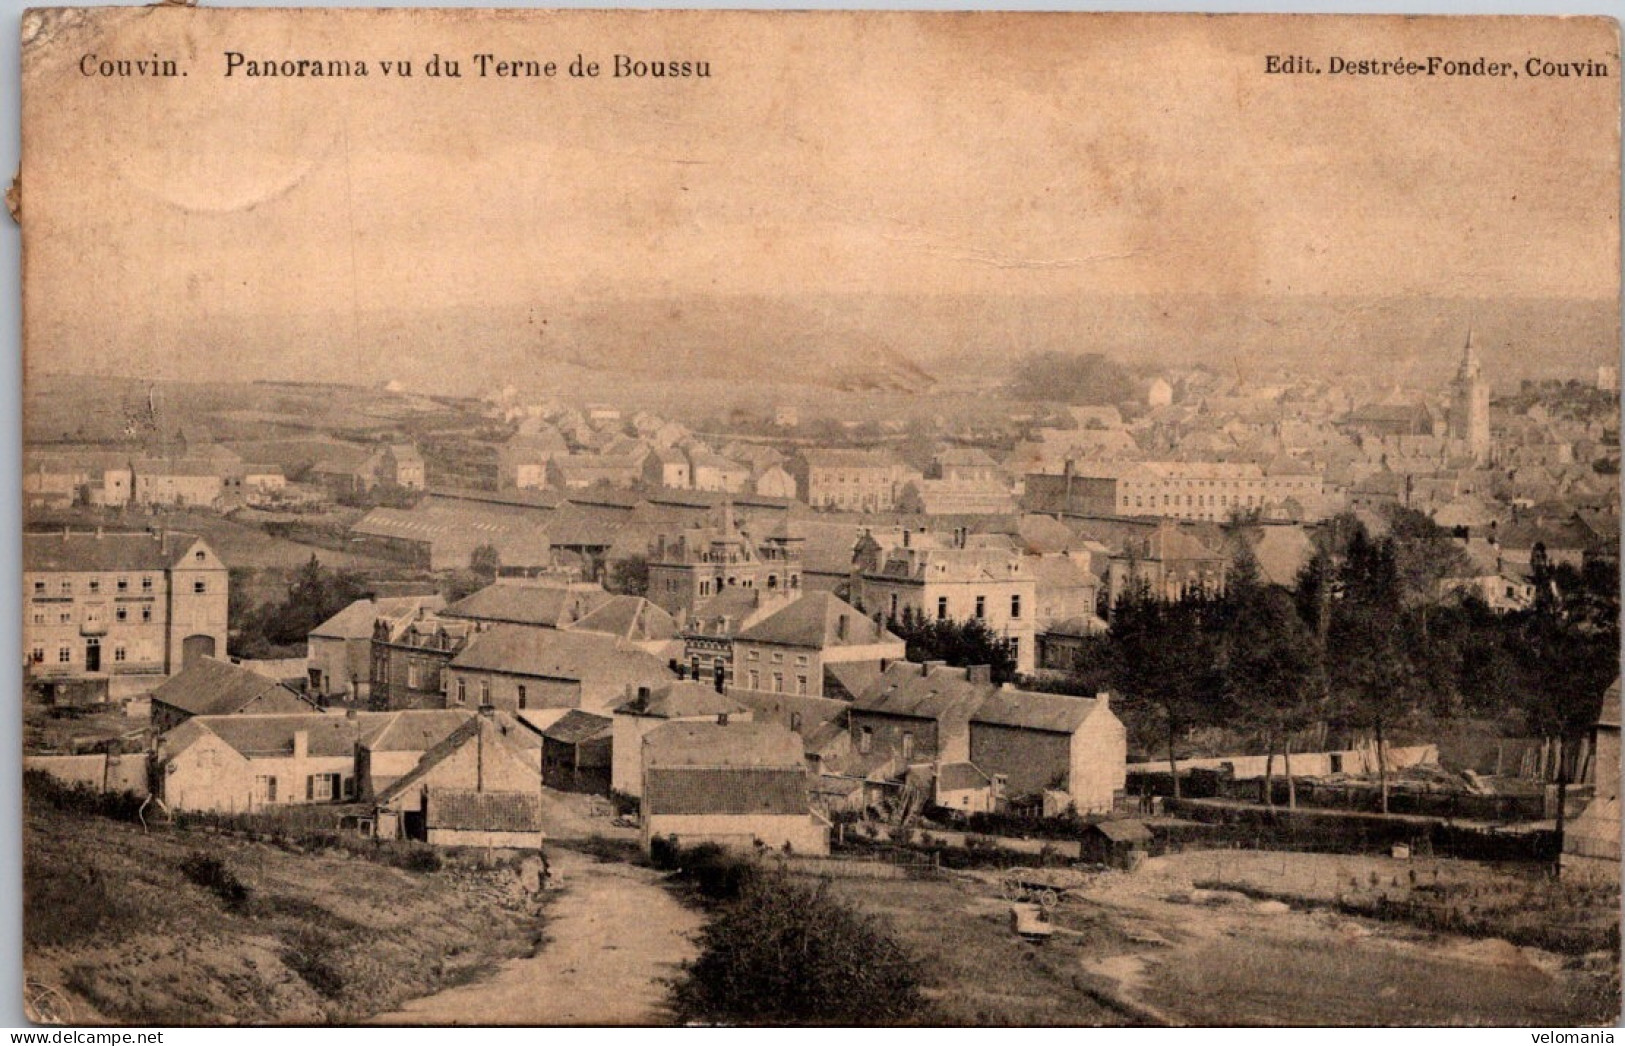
[815,848,1619,1026]
[23,794,546,1025]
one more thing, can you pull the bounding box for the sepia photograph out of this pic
[13,6,1624,1027]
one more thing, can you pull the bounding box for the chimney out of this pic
[966,664,991,685]
[95,526,103,540]
[637,685,652,702]
[292,730,309,762]
[836,614,848,641]
[922,659,945,677]
[1096,690,1110,710]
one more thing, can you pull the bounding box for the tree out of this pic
[607,554,650,597]
[1220,582,1323,807]
[672,872,926,1026]
[1324,531,1419,813]
[468,544,500,583]
[236,555,369,656]
[1107,587,1226,798]
[884,613,1017,684]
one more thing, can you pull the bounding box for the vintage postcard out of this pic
[16,7,1622,1027]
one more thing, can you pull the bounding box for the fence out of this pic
[1164,798,1560,863]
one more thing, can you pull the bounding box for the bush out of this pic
[671,871,926,1025]
[653,839,758,900]
[281,927,347,999]
[178,852,251,909]
[24,771,147,824]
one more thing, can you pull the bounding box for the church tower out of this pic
[1449,329,1492,465]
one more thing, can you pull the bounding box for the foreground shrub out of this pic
[178,852,250,909]
[671,872,926,1025]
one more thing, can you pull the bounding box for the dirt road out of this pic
[374,849,702,1026]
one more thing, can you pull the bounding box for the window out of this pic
[518,685,528,709]
[479,680,491,704]
[771,652,784,664]
[57,646,71,663]
[30,647,43,664]
[343,776,357,799]
[141,607,152,623]
[60,580,72,595]
[116,577,128,592]
[32,581,43,596]
[115,607,128,623]
[195,550,205,562]
[902,731,915,760]
[790,712,803,732]
[748,670,760,690]
[795,655,808,667]
[255,776,278,804]
[773,673,783,693]
[747,649,760,661]
[307,774,338,801]
[699,580,710,596]
[859,726,874,754]
[58,612,71,625]
[193,580,207,594]
[1009,637,1020,664]
[974,595,986,619]
[937,597,948,620]
[141,576,153,592]
[407,663,422,689]
[797,675,808,695]
[31,612,43,625]
[88,579,100,594]
[114,646,126,662]
[456,679,467,704]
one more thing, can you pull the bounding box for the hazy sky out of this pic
[21,10,1621,389]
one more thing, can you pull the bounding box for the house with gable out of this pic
[640,720,829,855]
[150,656,320,735]
[372,708,544,846]
[730,592,904,699]
[611,680,751,797]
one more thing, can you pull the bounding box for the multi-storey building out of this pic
[849,529,1036,675]
[790,449,905,511]
[369,611,475,711]
[645,505,805,618]
[1024,459,1326,522]
[24,529,228,702]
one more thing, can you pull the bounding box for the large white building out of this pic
[24,530,229,701]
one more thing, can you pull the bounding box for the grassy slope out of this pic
[24,800,544,1025]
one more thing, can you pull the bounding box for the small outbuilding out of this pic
[1080,819,1153,868]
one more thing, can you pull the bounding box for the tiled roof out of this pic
[644,767,809,817]
[851,662,990,722]
[362,709,474,753]
[542,709,613,745]
[443,583,613,628]
[644,720,805,769]
[1090,819,1153,844]
[25,530,206,573]
[151,657,314,717]
[735,592,899,649]
[425,788,542,832]
[972,687,1101,734]
[311,595,445,641]
[374,711,542,806]
[567,596,679,643]
[451,625,671,689]
[616,680,747,719]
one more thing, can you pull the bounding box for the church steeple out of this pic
[1457,327,1482,382]
[1449,327,1491,465]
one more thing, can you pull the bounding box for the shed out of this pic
[541,709,613,794]
[1080,819,1153,868]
